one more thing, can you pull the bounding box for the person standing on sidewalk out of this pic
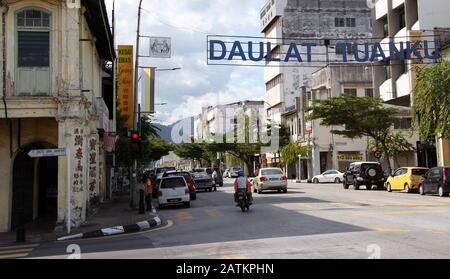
[144,174,154,212]
[212,169,218,192]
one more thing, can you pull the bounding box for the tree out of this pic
[174,142,211,167]
[306,94,412,173]
[115,111,172,167]
[280,142,309,166]
[413,59,450,139]
[368,130,415,168]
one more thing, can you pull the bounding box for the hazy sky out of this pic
[106,0,266,124]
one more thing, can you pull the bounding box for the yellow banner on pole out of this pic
[117,45,134,128]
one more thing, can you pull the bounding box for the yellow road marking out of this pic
[426,230,447,235]
[334,203,359,209]
[175,211,193,220]
[0,244,39,251]
[353,209,449,216]
[0,248,34,255]
[0,253,30,259]
[206,209,223,218]
[371,227,409,233]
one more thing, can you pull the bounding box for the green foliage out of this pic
[368,130,415,160]
[115,111,172,167]
[280,142,309,165]
[307,94,396,140]
[143,137,174,162]
[306,94,404,172]
[413,59,450,139]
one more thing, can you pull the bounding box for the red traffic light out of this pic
[131,132,139,140]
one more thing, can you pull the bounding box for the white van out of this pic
[158,176,190,209]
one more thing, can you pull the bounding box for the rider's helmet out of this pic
[238,170,244,177]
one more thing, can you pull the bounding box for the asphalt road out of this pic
[13,178,450,259]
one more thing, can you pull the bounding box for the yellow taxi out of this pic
[386,167,429,193]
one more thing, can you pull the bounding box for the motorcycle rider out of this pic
[234,170,253,205]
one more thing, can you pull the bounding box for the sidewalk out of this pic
[0,195,160,246]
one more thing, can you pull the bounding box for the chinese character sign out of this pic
[72,129,84,193]
[118,45,134,128]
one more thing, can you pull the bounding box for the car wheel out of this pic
[353,180,360,190]
[387,183,392,192]
[343,179,349,189]
[185,202,190,208]
[257,187,262,194]
[190,193,197,201]
[283,189,287,193]
[253,186,257,193]
[404,184,411,193]
[313,178,319,184]
[438,186,449,197]
[334,177,341,184]
[419,185,425,195]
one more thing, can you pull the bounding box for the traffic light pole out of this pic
[131,0,143,208]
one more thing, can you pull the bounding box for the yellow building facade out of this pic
[0,0,114,232]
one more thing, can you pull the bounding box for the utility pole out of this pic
[131,0,143,208]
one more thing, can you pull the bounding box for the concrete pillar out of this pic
[311,145,321,177]
[0,120,12,232]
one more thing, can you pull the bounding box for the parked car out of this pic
[343,162,385,190]
[228,167,242,178]
[157,176,190,209]
[155,166,176,179]
[190,171,214,192]
[418,167,450,197]
[162,171,197,200]
[253,168,288,194]
[312,170,344,184]
[386,167,429,193]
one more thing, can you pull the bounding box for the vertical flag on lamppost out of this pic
[140,68,155,113]
[117,45,134,128]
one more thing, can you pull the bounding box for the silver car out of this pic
[253,168,288,194]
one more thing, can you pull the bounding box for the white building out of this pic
[194,101,265,143]
[261,0,372,123]
[372,0,450,168]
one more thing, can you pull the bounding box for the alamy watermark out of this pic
[171,107,281,154]
[66,244,81,259]
[367,244,381,259]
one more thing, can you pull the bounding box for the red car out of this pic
[162,171,197,200]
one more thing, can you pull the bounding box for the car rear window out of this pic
[261,169,283,175]
[412,169,428,176]
[161,177,186,188]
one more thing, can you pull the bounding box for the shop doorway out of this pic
[11,143,58,231]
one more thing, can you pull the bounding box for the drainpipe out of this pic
[1,2,12,158]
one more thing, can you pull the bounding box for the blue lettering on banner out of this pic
[208,39,441,63]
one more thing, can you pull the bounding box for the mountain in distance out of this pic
[154,117,194,143]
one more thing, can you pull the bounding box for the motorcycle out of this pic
[236,190,250,212]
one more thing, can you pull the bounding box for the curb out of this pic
[57,216,162,241]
